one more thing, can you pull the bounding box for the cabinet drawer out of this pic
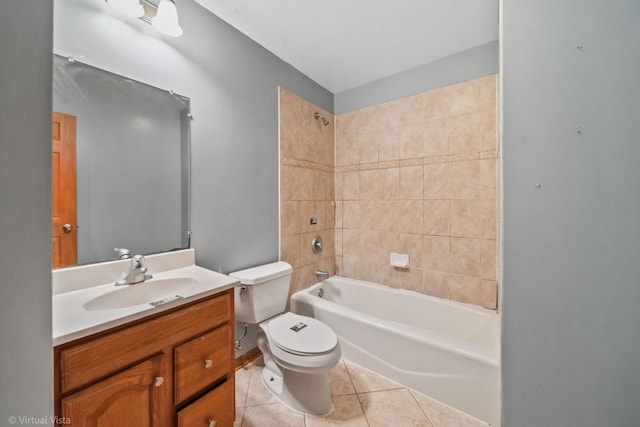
[59,291,231,394]
[177,380,234,427]
[175,325,231,404]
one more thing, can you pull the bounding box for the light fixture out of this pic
[152,0,183,37]
[106,0,183,37]
[106,0,144,18]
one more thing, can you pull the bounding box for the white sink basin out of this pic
[52,249,239,345]
[83,277,200,311]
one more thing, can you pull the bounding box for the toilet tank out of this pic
[229,261,293,323]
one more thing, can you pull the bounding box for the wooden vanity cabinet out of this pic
[54,289,235,427]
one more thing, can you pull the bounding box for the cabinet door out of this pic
[61,356,166,427]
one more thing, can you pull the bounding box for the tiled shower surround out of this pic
[280,75,499,309]
[280,88,337,298]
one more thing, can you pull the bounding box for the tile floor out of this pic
[235,358,491,427]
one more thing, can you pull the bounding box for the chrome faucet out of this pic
[115,254,153,286]
[315,270,329,280]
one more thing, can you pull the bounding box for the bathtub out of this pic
[290,276,500,426]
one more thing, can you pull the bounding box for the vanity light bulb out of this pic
[107,0,145,18]
[153,0,184,37]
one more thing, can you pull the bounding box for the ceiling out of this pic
[193,0,499,94]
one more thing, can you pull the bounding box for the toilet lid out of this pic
[268,312,337,355]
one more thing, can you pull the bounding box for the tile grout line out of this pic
[408,388,437,427]
[342,360,372,427]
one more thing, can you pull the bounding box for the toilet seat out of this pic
[267,312,337,356]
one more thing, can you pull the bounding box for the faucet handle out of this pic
[114,248,132,259]
[132,254,145,268]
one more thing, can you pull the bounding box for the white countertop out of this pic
[52,249,238,346]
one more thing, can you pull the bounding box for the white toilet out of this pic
[229,261,341,416]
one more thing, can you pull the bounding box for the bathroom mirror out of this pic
[52,55,190,268]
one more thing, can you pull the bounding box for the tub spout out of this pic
[315,270,329,280]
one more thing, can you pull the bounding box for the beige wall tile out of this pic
[335,228,343,257]
[450,237,483,278]
[449,112,485,154]
[359,230,388,265]
[396,200,423,234]
[449,160,496,200]
[377,127,401,162]
[325,201,336,229]
[342,171,360,201]
[360,261,398,288]
[449,78,483,116]
[359,169,379,200]
[320,228,336,258]
[336,132,359,166]
[450,199,497,239]
[357,130,379,164]
[341,255,360,278]
[342,201,361,230]
[358,200,377,230]
[335,255,344,275]
[342,228,362,257]
[423,163,451,200]
[298,201,316,234]
[424,200,451,236]
[285,75,500,310]
[378,167,400,200]
[280,234,300,269]
[423,235,451,272]
[448,273,481,305]
[478,74,498,114]
[280,165,299,201]
[423,270,450,299]
[298,232,315,267]
[420,86,452,120]
[399,124,426,159]
[281,201,300,236]
[312,170,328,201]
[400,165,424,200]
[334,201,343,229]
[398,268,424,293]
[479,239,497,281]
[335,172,343,201]
[312,200,328,230]
[396,232,424,268]
[378,201,400,233]
[479,279,498,310]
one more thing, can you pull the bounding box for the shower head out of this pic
[314,112,330,126]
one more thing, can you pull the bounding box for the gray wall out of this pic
[53,0,332,274]
[0,0,54,423]
[502,0,640,425]
[335,41,498,114]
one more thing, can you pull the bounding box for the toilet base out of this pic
[261,364,333,416]
[255,314,341,416]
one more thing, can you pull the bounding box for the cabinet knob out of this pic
[154,376,164,387]
[208,420,216,427]
[204,359,213,369]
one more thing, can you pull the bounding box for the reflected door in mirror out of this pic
[52,112,77,268]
